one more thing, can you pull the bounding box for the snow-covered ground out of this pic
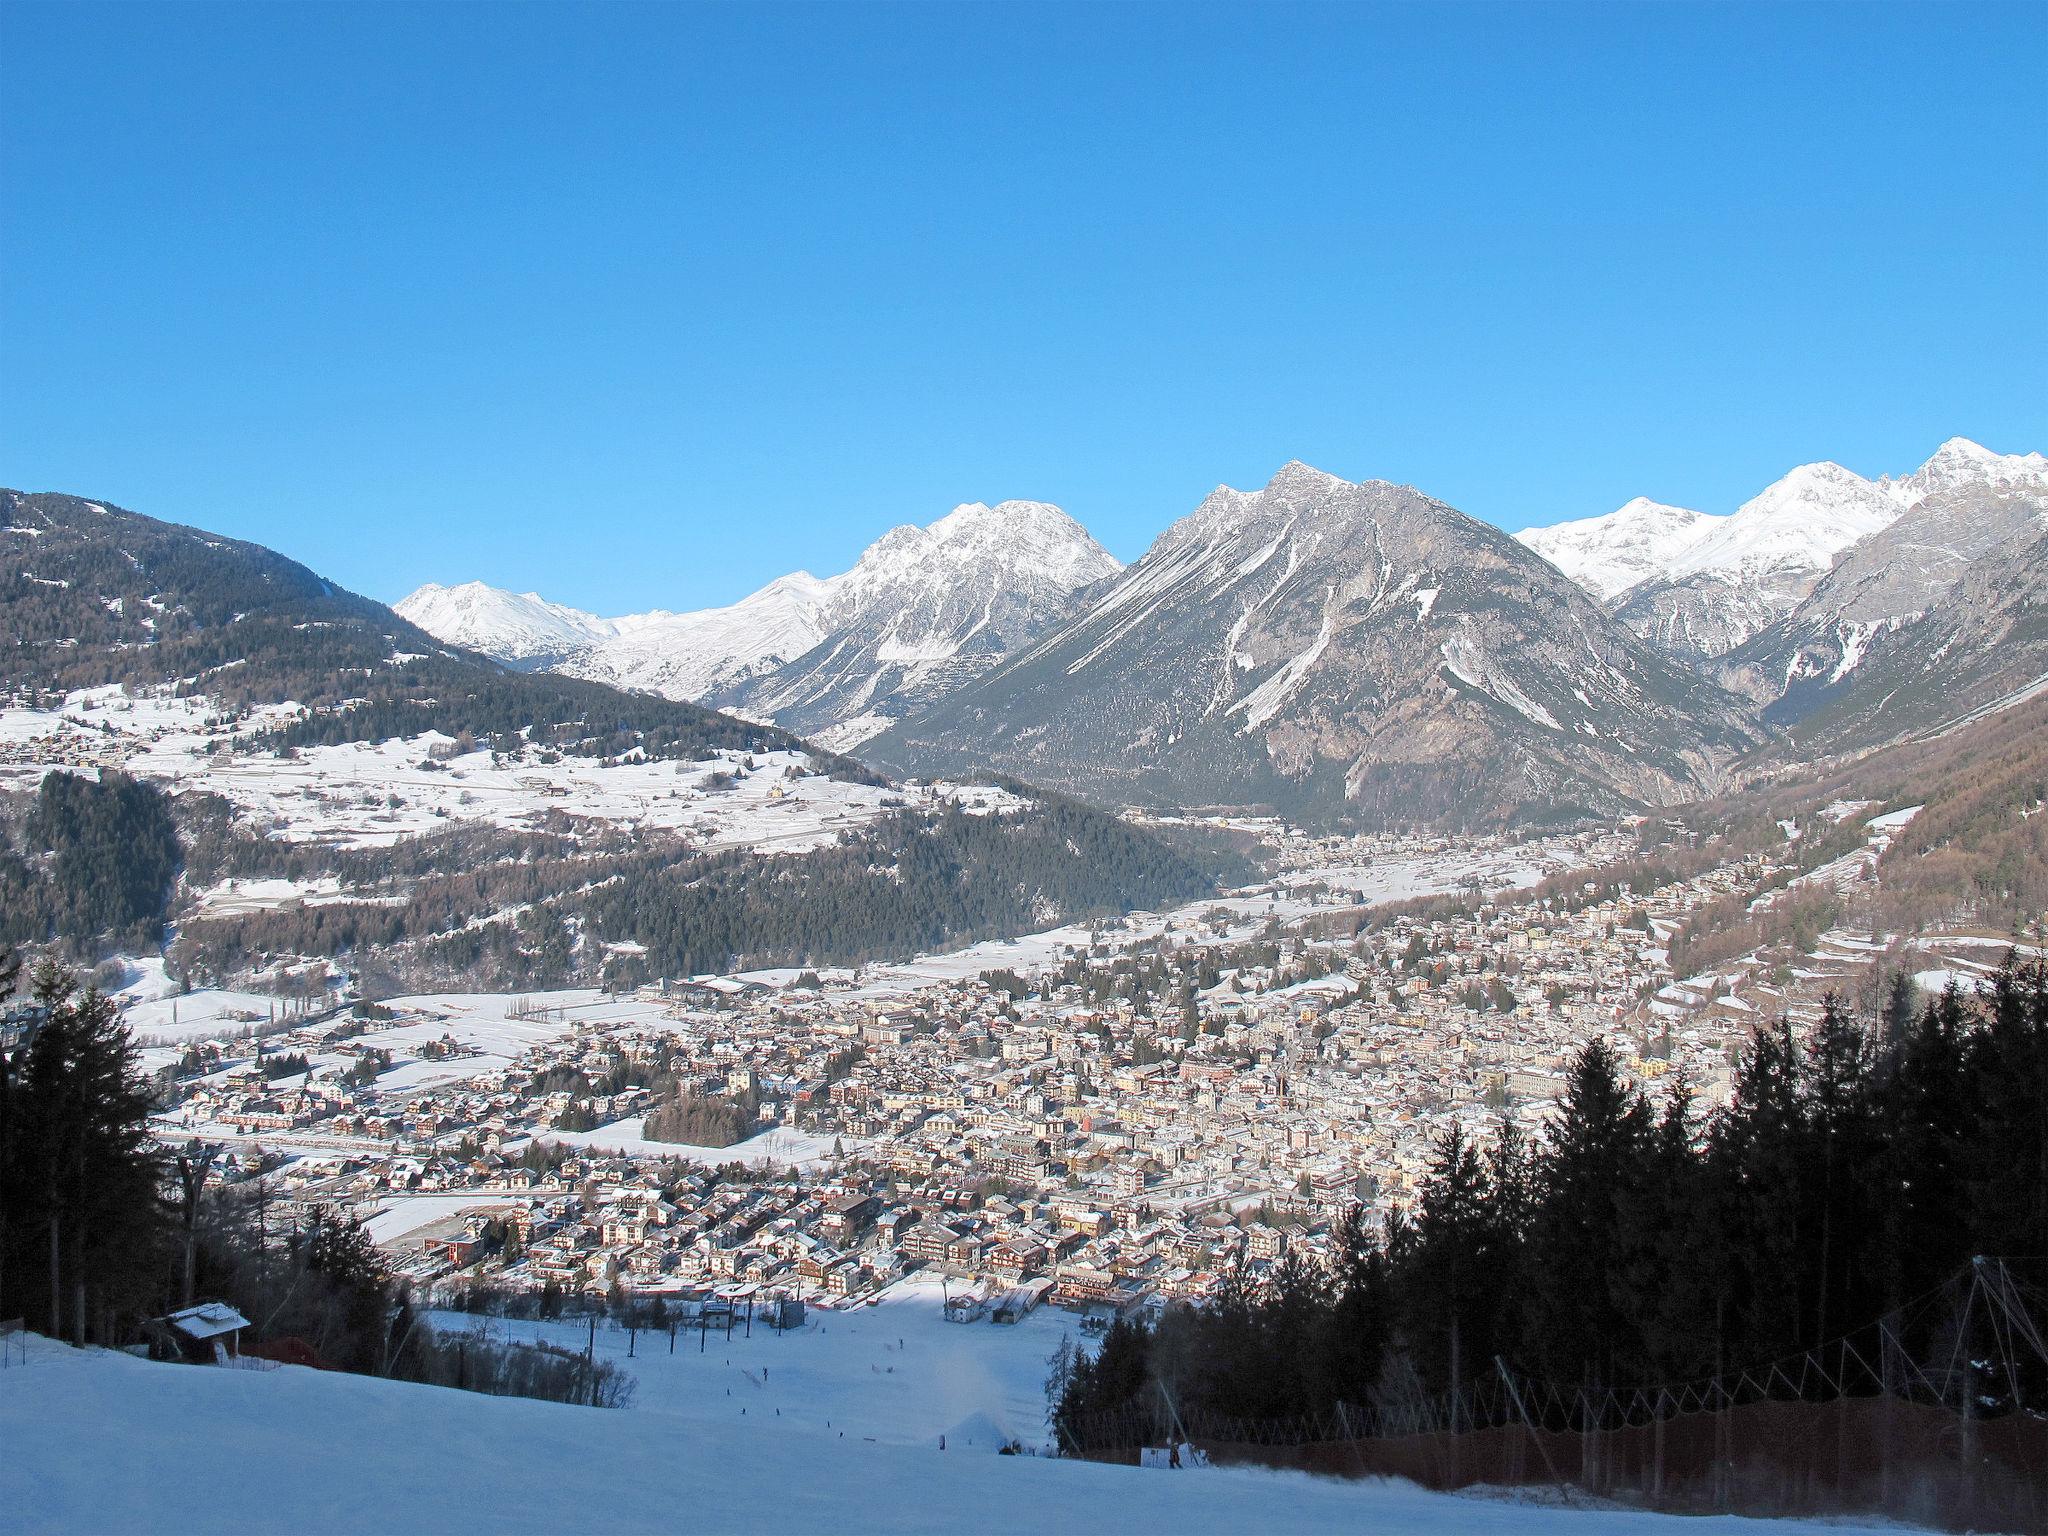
[0,684,1023,854]
[3,1323,1901,1536]
[437,1276,1064,1450]
[541,1119,843,1167]
[120,985,285,1043]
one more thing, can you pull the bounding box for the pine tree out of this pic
[1524,1040,1651,1384]
[5,962,165,1343]
[1400,1124,1497,1403]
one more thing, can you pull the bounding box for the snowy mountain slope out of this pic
[869,463,1761,827]
[560,570,834,701]
[1606,462,1904,657]
[1746,524,2048,753]
[1720,472,2048,720]
[394,581,618,667]
[5,1329,1889,1536]
[1878,433,2048,505]
[398,501,1119,745]
[709,499,1121,745]
[1522,438,2046,661]
[1515,497,1711,601]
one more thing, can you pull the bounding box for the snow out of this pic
[1517,498,1712,600]
[1440,634,1561,731]
[1879,436,2048,505]
[1,1325,1894,1536]
[1912,968,1988,995]
[393,581,616,662]
[561,571,835,702]
[1521,440,2043,650]
[364,1194,503,1245]
[1231,588,1337,731]
[120,986,289,1043]
[1672,461,1901,582]
[541,1119,841,1167]
[403,499,1118,717]
[0,686,1016,858]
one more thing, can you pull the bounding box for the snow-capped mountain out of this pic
[1608,461,1906,656]
[394,581,617,668]
[561,571,834,702]
[1520,438,2046,659]
[869,462,1759,826]
[1514,498,1711,601]
[1719,453,2048,735]
[710,500,1122,747]
[397,500,1120,748]
[1879,434,2048,505]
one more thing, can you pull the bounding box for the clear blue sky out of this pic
[4,1,2044,614]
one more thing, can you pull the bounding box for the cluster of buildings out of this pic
[151,820,1909,1319]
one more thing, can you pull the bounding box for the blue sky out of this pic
[4,1,2044,614]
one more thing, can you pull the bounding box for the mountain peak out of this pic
[393,580,614,662]
[1263,460,1349,496]
[1516,498,1715,601]
[1884,436,2048,504]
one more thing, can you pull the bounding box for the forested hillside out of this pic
[0,771,179,956]
[170,793,1233,993]
[1661,696,2048,976]
[1,489,818,765]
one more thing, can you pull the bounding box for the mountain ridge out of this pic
[868,462,1764,826]
[1518,438,2047,660]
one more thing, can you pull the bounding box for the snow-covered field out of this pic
[0,684,1022,853]
[4,1322,1901,1536]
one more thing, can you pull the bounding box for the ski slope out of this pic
[4,1327,1899,1536]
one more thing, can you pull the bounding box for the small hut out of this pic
[147,1302,250,1365]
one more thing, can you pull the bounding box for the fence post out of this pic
[1652,1388,1666,1504]
[1960,1350,1977,1521]
[1496,1357,1574,1507]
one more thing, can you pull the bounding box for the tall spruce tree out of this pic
[2,962,165,1343]
[1524,1040,1651,1386]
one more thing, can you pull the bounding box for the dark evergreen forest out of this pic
[0,771,179,955]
